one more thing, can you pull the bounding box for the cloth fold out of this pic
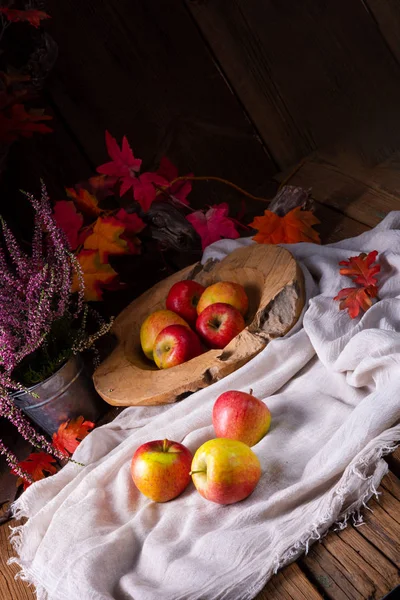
[10,214,400,600]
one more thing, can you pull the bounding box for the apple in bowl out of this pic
[131,439,193,502]
[153,324,203,369]
[166,280,206,326]
[191,438,261,504]
[196,302,245,349]
[197,281,249,317]
[213,389,271,447]
[140,309,189,361]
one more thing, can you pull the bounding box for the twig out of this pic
[168,175,271,203]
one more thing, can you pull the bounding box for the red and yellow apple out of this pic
[196,302,245,349]
[197,281,249,317]
[213,389,271,447]
[140,310,189,360]
[153,324,203,369]
[190,438,261,504]
[131,439,193,502]
[166,280,206,326]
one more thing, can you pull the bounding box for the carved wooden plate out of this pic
[93,244,305,406]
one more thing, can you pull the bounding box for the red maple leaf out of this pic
[115,208,145,234]
[0,104,52,142]
[155,157,192,206]
[97,131,167,211]
[334,285,378,319]
[186,202,240,250]
[53,201,84,250]
[339,251,380,287]
[13,452,57,491]
[52,416,95,456]
[0,8,50,28]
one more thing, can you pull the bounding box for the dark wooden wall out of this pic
[40,0,400,187]
[7,1,400,208]
[5,0,400,250]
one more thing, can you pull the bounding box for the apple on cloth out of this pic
[196,302,245,349]
[166,280,206,325]
[131,438,193,502]
[213,389,271,446]
[197,281,249,316]
[153,324,203,369]
[140,309,189,360]
[191,438,261,504]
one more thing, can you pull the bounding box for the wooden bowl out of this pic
[93,244,305,406]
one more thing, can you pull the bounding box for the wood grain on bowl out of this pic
[93,245,305,406]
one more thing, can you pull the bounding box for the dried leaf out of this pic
[0,8,50,28]
[0,104,52,142]
[250,207,320,245]
[66,187,102,217]
[186,202,239,250]
[14,452,57,491]
[339,251,380,287]
[334,285,378,319]
[72,249,118,301]
[52,416,95,456]
[53,201,84,250]
[84,216,130,261]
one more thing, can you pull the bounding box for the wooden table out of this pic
[1,152,400,599]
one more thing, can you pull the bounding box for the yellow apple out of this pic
[140,309,190,360]
[191,438,261,504]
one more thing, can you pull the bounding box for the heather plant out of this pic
[0,182,111,483]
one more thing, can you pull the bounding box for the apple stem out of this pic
[189,470,205,476]
[249,389,253,396]
[162,439,169,452]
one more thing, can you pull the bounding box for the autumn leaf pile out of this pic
[53,131,323,301]
[0,7,53,143]
[13,416,95,490]
[54,132,243,300]
[334,251,381,318]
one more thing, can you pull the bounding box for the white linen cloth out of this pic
[10,214,400,600]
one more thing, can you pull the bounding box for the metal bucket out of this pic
[12,355,108,436]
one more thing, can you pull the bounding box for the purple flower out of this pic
[0,183,86,475]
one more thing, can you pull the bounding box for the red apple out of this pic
[153,324,203,369]
[131,439,193,502]
[166,280,206,325]
[140,309,190,361]
[196,302,245,349]
[197,281,249,317]
[213,389,271,447]
[191,438,261,504]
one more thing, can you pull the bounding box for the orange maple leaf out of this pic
[66,187,102,217]
[334,285,378,319]
[72,249,118,301]
[339,251,380,287]
[52,416,95,456]
[250,207,320,245]
[13,452,57,491]
[84,216,130,261]
[0,8,50,28]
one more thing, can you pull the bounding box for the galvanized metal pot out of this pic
[12,355,108,436]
